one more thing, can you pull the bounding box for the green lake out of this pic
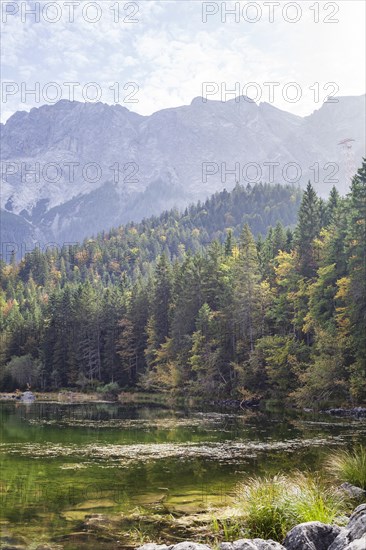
[1,401,366,549]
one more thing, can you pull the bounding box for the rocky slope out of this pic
[1,95,365,246]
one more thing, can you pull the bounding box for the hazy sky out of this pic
[1,0,365,122]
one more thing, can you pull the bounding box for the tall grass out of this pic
[327,446,366,490]
[290,474,344,524]
[211,516,243,542]
[234,473,345,541]
[236,475,290,540]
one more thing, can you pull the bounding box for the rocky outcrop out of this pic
[282,522,341,549]
[328,505,366,550]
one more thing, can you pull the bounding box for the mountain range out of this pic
[1,94,365,250]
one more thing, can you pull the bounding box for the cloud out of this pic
[0,0,365,122]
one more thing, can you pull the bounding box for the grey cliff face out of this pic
[1,95,365,246]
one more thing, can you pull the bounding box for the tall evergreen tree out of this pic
[145,255,172,368]
[295,182,321,278]
[346,159,366,400]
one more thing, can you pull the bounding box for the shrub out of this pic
[3,355,41,390]
[327,446,366,490]
[97,382,120,399]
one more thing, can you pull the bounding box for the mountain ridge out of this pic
[1,94,365,247]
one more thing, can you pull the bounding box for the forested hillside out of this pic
[1,167,365,407]
[3,182,302,281]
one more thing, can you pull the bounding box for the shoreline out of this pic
[0,391,111,403]
[1,391,366,418]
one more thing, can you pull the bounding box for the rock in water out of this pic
[329,504,366,550]
[21,390,35,402]
[220,539,285,549]
[283,521,341,549]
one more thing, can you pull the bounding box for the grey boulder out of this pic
[138,542,285,550]
[340,483,366,500]
[283,521,341,550]
[343,535,366,549]
[137,545,210,550]
[173,545,212,550]
[329,504,366,550]
[220,539,285,549]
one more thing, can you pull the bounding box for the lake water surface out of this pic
[1,401,366,548]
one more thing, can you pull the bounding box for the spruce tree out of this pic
[346,159,366,399]
[295,182,321,278]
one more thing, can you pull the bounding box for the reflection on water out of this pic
[1,401,366,547]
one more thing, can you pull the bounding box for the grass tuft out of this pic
[236,475,290,540]
[211,516,243,541]
[327,445,366,490]
[234,472,345,541]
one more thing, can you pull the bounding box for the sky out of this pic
[0,0,365,122]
